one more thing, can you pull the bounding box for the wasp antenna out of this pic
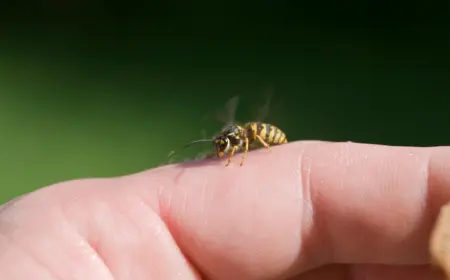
[183,139,212,148]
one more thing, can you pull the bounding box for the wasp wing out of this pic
[251,84,286,125]
[183,95,241,161]
[215,95,240,128]
[248,84,287,149]
[251,84,274,122]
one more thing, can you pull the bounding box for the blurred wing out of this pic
[215,95,240,127]
[186,96,241,163]
[269,98,287,127]
[251,84,275,122]
[201,95,240,130]
[250,84,288,132]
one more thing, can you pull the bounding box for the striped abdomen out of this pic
[245,122,288,145]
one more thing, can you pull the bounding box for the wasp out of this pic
[184,122,288,166]
[182,87,287,166]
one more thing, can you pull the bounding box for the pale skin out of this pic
[1,141,449,280]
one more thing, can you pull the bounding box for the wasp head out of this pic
[213,135,230,158]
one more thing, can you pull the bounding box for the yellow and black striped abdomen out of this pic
[245,122,287,145]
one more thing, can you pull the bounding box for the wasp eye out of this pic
[215,137,229,151]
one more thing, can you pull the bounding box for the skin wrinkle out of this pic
[303,146,333,270]
[62,228,115,280]
[411,168,430,265]
[164,179,212,279]
[303,143,334,269]
[151,170,206,280]
[154,174,183,260]
[113,195,147,241]
[62,181,154,279]
[275,145,313,277]
[54,195,116,280]
[173,166,187,187]
[10,223,65,280]
[291,145,318,276]
[375,152,407,256]
[138,171,182,244]
[157,186,174,231]
[0,228,58,280]
[309,143,340,266]
[199,178,209,228]
[75,181,198,280]
[400,150,435,264]
[150,180,204,280]
[82,199,122,279]
[395,152,429,257]
[182,187,189,217]
[280,144,323,278]
[6,187,106,280]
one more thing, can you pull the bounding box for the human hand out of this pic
[0,141,448,280]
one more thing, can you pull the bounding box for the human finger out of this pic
[149,141,450,279]
[2,141,450,280]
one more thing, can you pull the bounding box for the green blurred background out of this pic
[0,1,448,204]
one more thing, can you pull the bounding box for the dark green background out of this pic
[0,2,448,203]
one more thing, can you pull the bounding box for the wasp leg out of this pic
[240,138,249,166]
[256,135,272,152]
[225,146,237,167]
